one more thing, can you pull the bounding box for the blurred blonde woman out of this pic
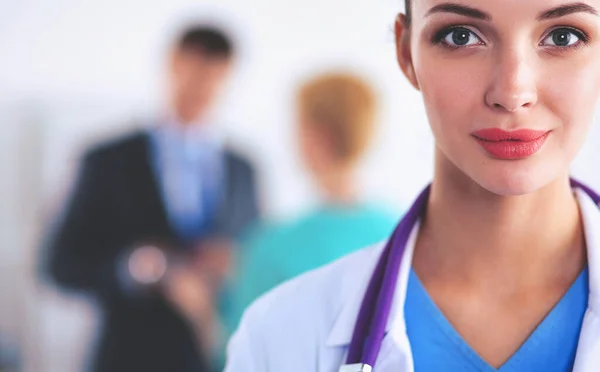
[226,72,399,332]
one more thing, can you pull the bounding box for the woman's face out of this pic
[397,0,600,195]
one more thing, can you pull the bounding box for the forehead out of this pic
[174,49,231,67]
[411,0,600,21]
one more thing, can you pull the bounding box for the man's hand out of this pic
[128,245,168,285]
[163,237,235,357]
[163,266,214,324]
[192,237,235,288]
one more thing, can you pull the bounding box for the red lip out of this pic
[472,128,550,160]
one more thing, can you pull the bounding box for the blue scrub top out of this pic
[405,267,589,371]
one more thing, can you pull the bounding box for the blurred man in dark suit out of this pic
[46,24,259,372]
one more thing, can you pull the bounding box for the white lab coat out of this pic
[225,189,600,372]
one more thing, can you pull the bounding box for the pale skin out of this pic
[168,48,232,124]
[395,0,600,368]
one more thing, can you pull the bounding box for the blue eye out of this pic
[541,28,585,47]
[441,27,483,47]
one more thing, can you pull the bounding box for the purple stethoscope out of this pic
[339,179,600,372]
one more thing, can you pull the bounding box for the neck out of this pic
[168,105,207,127]
[316,168,357,206]
[414,151,585,292]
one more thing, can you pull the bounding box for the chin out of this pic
[468,161,562,196]
[438,142,571,197]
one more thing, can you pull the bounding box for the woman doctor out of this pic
[226,0,600,371]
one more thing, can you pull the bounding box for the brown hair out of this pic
[176,25,234,58]
[297,73,376,167]
[405,0,412,26]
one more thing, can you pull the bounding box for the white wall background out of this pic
[0,0,599,371]
[0,0,435,217]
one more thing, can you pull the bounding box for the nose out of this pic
[484,47,538,112]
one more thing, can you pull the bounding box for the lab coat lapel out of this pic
[573,188,600,371]
[372,223,420,372]
[572,309,600,372]
[372,333,413,372]
[328,223,420,372]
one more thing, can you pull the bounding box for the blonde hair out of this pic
[297,72,376,167]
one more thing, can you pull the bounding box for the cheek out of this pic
[414,50,489,141]
[539,55,600,150]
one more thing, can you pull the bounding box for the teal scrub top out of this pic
[225,203,399,333]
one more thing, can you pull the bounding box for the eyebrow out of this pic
[424,2,599,22]
[425,3,492,21]
[537,2,599,20]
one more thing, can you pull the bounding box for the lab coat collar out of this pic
[326,221,419,347]
[577,188,600,310]
[573,188,600,371]
[325,243,384,347]
[326,187,600,350]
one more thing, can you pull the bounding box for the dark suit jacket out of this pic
[46,130,259,372]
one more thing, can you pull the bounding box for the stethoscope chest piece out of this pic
[339,363,373,372]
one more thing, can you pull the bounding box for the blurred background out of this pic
[1,0,600,371]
